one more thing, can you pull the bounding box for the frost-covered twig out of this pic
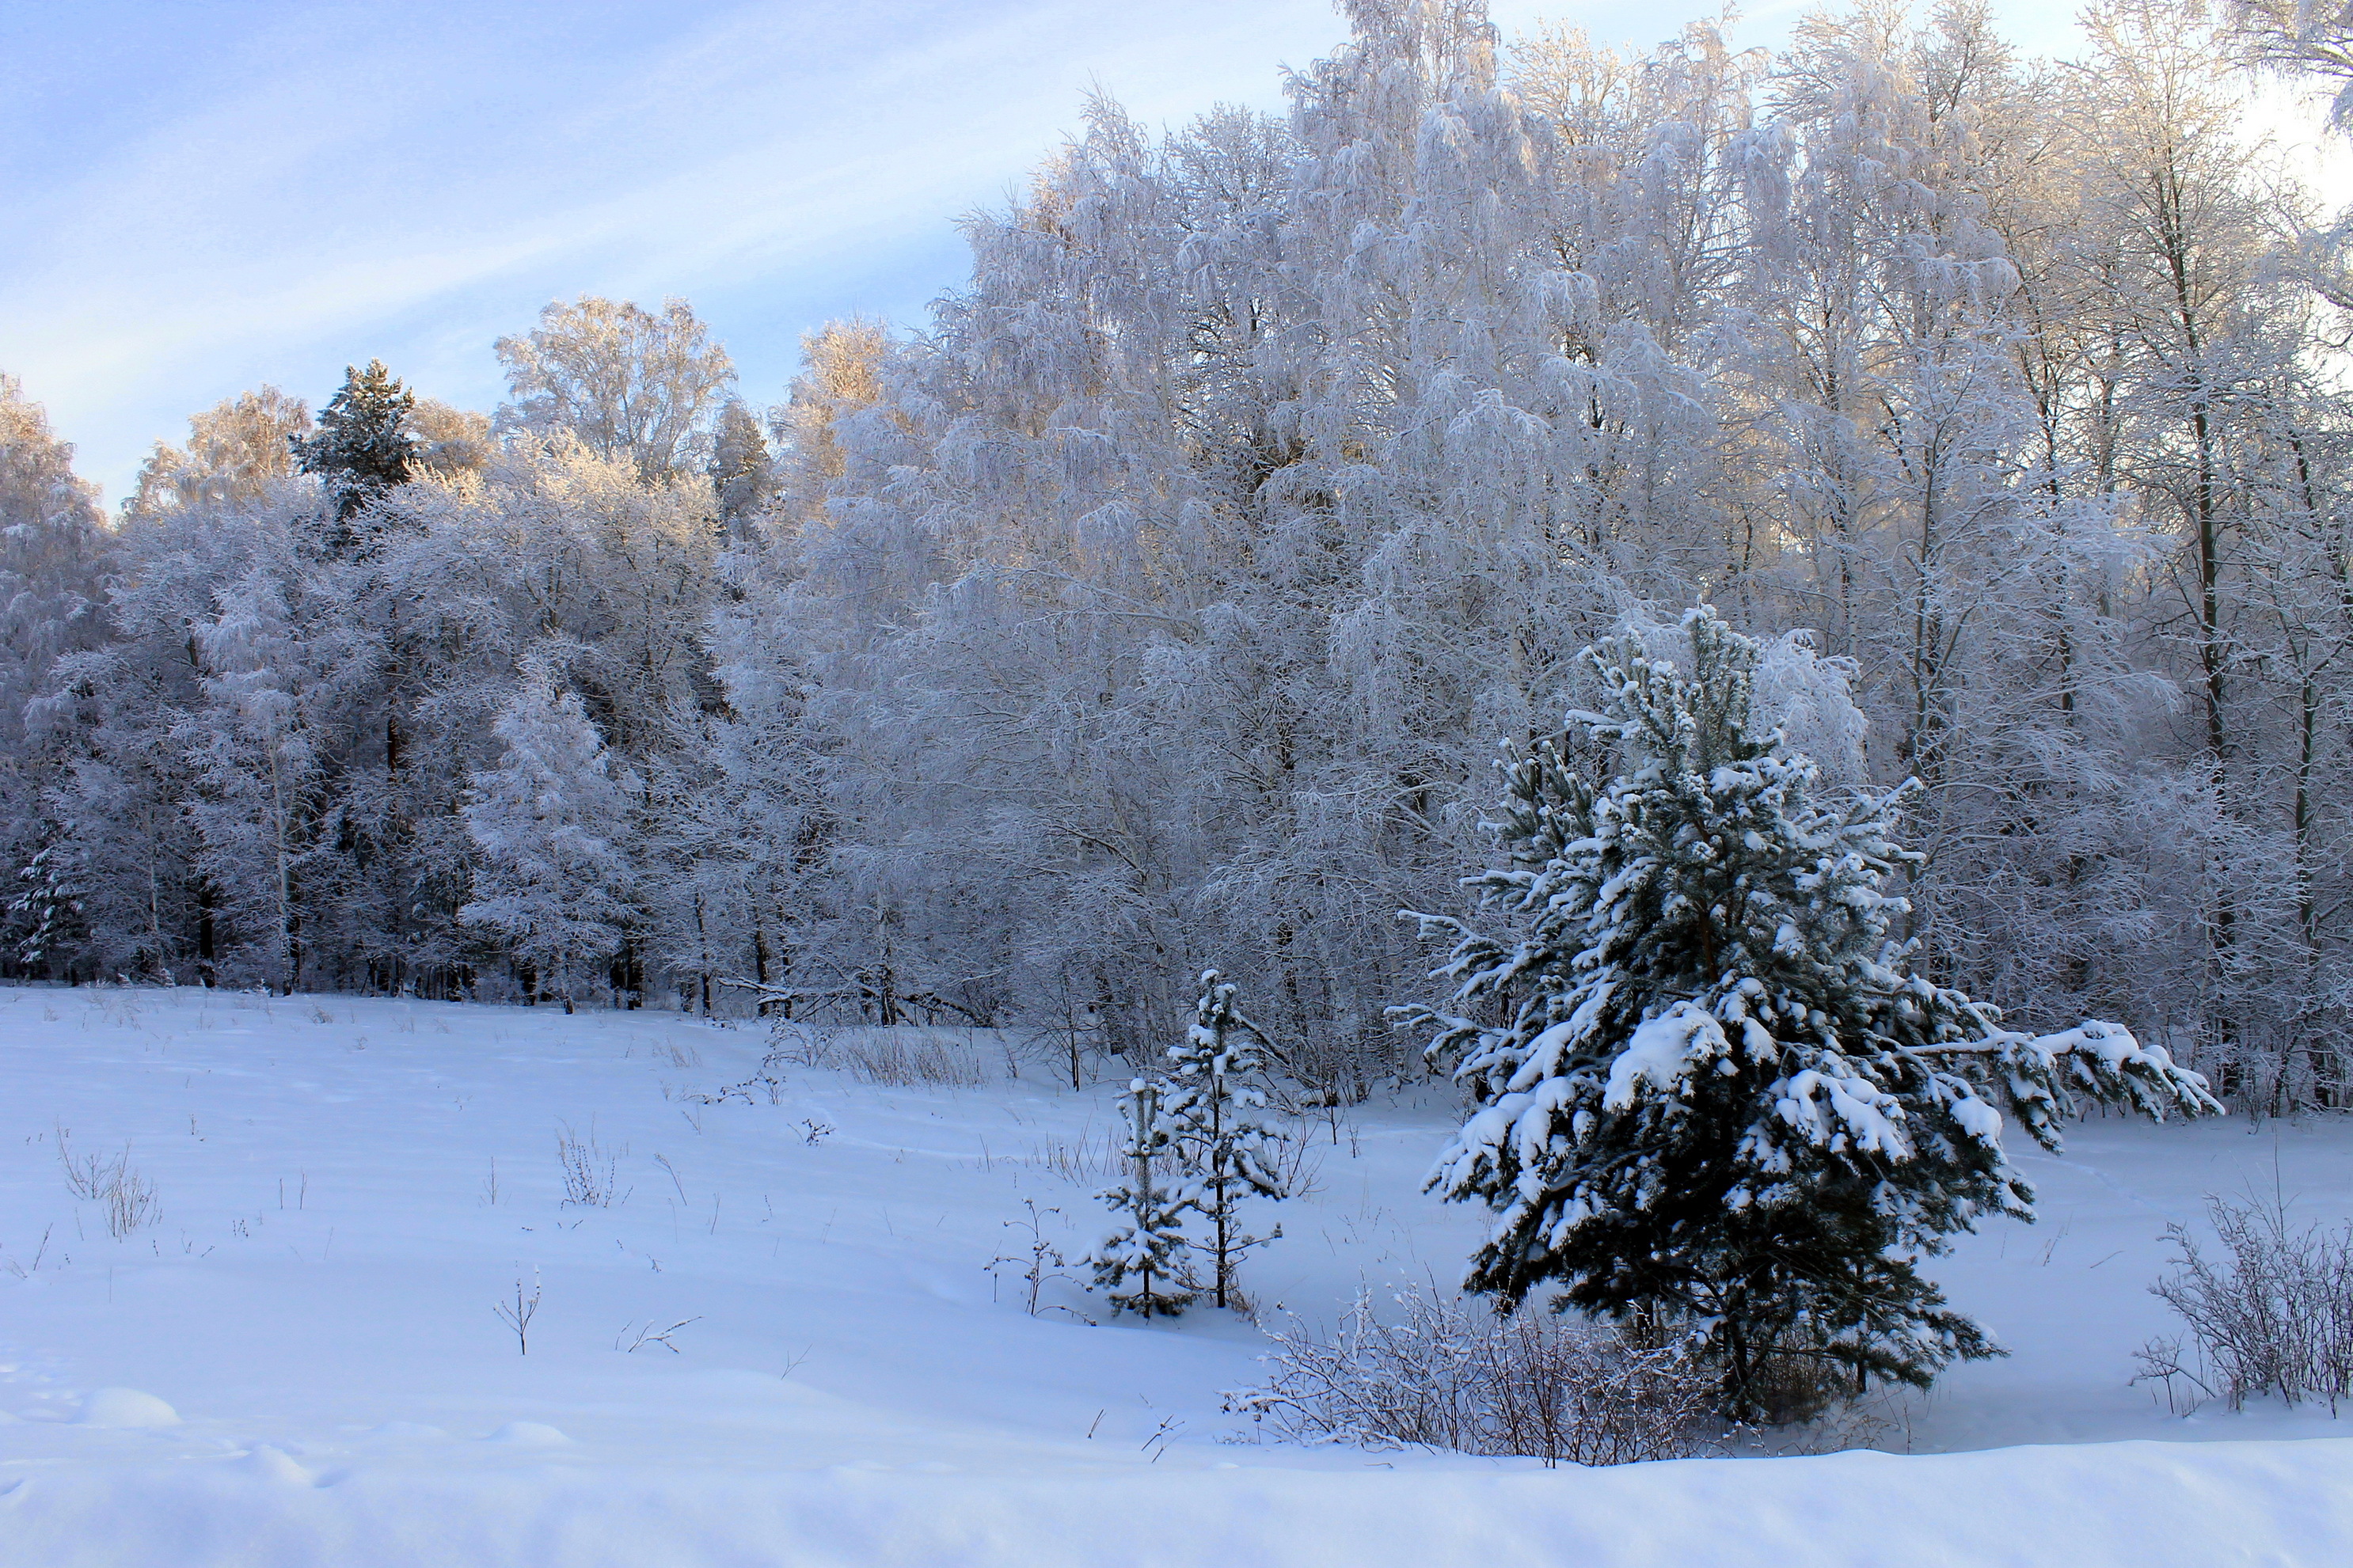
[494,1268,542,1355]
[618,1316,701,1353]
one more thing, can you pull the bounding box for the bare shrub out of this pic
[1028,1124,1121,1186]
[836,1031,988,1088]
[771,1023,834,1069]
[1265,1125,1326,1201]
[106,1164,159,1240]
[2134,1194,2353,1414]
[57,1126,112,1201]
[58,1129,159,1238]
[1231,1285,1720,1466]
[987,1199,1092,1320]
[688,1044,791,1107]
[556,1121,627,1207]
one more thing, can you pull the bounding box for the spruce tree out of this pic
[1411,607,2220,1418]
[705,400,773,535]
[1164,970,1287,1309]
[1087,1076,1196,1318]
[8,841,89,974]
[291,359,416,542]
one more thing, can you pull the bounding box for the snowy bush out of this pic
[2135,1194,2353,1414]
[1232,1285,1719,1467]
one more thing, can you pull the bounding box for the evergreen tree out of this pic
[8,841,88,973]
[705,399,773,537]
[462,656,641,1011]
[1164,970,1287,1309]
[292,359,417,537]
[1412,606,2220,1417]
[1087,1076,1196,1318]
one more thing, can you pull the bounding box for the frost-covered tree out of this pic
[127,386,312,516]
[706,400,773,534]
[1088,1076,1196,1318]
[1412,607,2218,1415]
[0,376,109,977]
[495,296,735,480]
[181,564,331,992]
[407,397,496,484]
[7,0,2349,1107]
[2231,0,2353,134]
[462,655,642,1009]
[1164,970,1287,1309]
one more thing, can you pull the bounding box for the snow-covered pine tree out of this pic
[705,399,773,537]
[1411,606,2220,1418]
[291,359,416,541]
[1087,1076,1196,1318]
[8,841,88,973]
[1164,970,1287,1309]
[462,655,641,1011]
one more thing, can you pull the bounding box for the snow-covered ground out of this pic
[2,983,2348,1566]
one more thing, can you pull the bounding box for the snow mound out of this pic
[0,1438,2345,1568]
[236,1445,313,1486]
[360,1423,447,1442]
[482,1422,571,1447]
[75,1390,179,1429]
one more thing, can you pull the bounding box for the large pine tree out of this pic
[1412,607,2219,1416]
[291,359,416,540]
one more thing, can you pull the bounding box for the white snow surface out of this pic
[2,984,2349,1566]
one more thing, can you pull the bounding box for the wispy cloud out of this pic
[2,0,2336,503]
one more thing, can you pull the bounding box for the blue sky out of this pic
[0,1,2281,504]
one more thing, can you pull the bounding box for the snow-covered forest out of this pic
[13,2,2353,1556]
[8,0,2353,1109]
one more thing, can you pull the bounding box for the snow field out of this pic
[2,982,2350,1566]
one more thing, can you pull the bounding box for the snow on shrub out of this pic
[2136,1194,2353,1414]
[1230,1284,1719,1467]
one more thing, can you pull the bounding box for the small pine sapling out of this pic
[1087,1076,1196,1318]
[1165,970,1287,1310]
